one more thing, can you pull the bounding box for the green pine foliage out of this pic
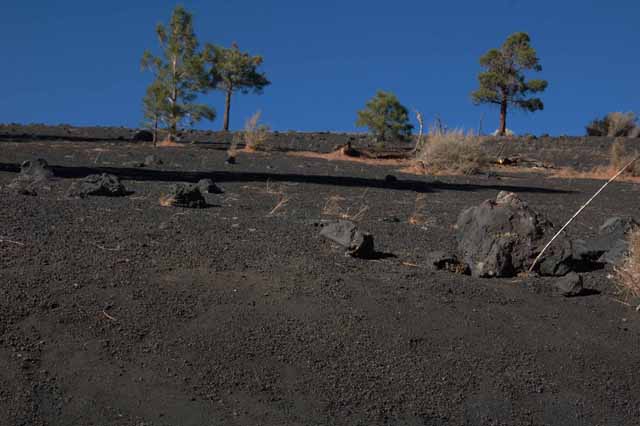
[471,32,548,136]
[356,91,413,143]
[205,43,270,131]
[142,80,169,145]
[141,5,214,141]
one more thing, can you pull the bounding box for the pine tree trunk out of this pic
[169,122,177,142]
[153,117,158,147]
[223,90,232,131]
[499,98,508,136]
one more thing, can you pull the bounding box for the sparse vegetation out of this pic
[610,139,640,176]
[417,127,488,175]
[586,112,639,137]
[204,43,270,131]
[141,6,214,142]
[141,80,168,146]
[356,91,413,144]
[471,32,548,136]
[615,228,640,301]
[241,111,271,151]
[321,194,369,222]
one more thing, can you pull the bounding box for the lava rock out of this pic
[8,158,55,195]
[456,191,569,278]
[554,273,584,297]
[573,217,639,265]
[20,158,54,179]
[67,173,127,198]
[160,183,206,208]
[537,241,575,277]
[131,129,154,142]
[197,178,223,194]
[320,220,375,258]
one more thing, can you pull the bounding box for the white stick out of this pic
[529,154,640,273]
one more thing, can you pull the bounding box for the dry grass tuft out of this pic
[610,139,640,176]
[159,194,175,207]
[321,194,369,222]
[157,138,181,147]
[416,127,488,175]
[615,228,640,301]
[264,180,290,217]
[408,194,430,226]
[242,111,270,151]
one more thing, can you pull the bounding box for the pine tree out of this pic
[356,91,413,143]
[141,5,214,141]
[142,80,169,145]
[471,32,548,136]
[205,42,270,131]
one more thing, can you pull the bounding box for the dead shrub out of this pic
[417,127,488,175]
[321,194,369,222]
[610,139,640,176]
[607,112,638,137]
[586,112,639,137]
[242,110,270,151]
[408,194,432,226]
[615,228,640,301]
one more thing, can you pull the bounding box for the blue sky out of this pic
[1,1,638,135]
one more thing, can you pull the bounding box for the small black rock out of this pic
[555,273,584,297]
[320,220,375,258]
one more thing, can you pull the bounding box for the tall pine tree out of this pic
[141,6,214,141]
[471,32,548,136]
[205,42,270,131]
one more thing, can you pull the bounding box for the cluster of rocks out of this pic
[428,191,638,297]
[158,179,223,209]
[7,158,227,208]
[67,173,127,198]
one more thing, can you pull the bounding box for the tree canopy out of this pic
[356,91,413,143]
[205,42,270,131]
[471,32,548,136]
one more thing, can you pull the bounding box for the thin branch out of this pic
[0,238,24,246]
[268,197,289,216]
[102,310,117,321]
[529,154,640,273]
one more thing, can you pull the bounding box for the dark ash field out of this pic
[1,126,640,426]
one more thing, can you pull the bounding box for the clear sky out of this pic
[1,1,638,135]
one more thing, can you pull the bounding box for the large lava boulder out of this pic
[67,173,127,198]
[160,183,206,208]
[456,191,571,278]
[8,158,55,195]
[573,216,638,265]
[320,220,375,258]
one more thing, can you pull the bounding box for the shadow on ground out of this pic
[0,162,573,195]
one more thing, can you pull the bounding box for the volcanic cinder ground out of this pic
[1,126,639,426]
